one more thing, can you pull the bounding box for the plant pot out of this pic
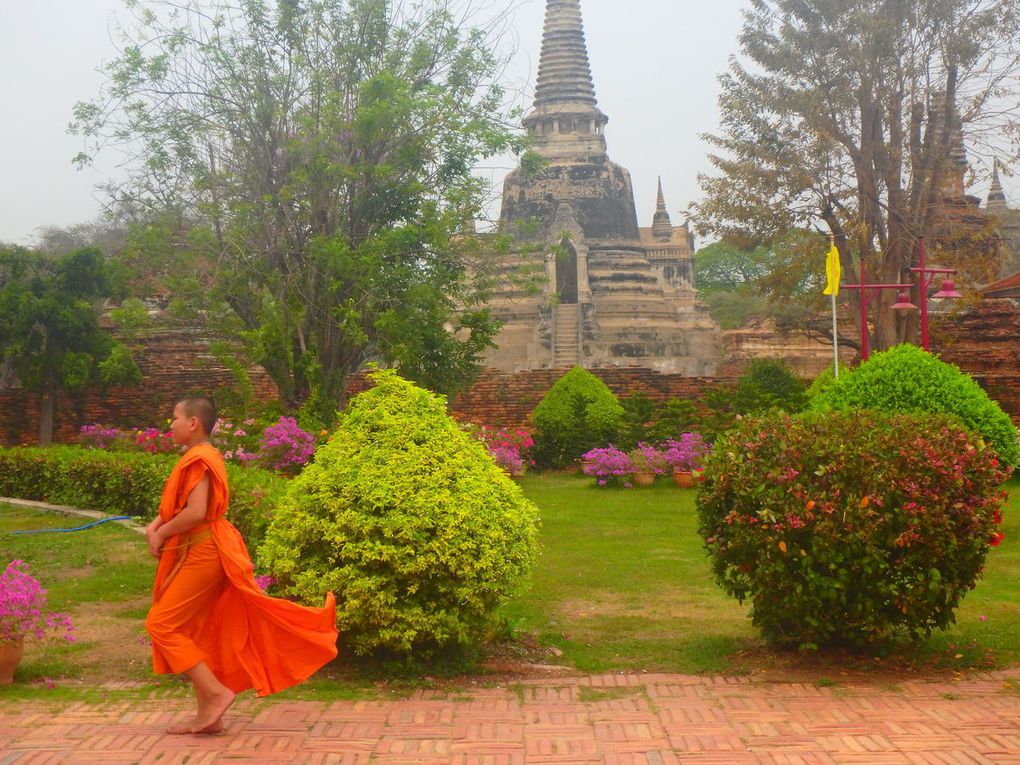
[0,637,25,685]
[673,471,696,488]
[631,472,657,487]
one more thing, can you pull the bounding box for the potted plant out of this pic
[664,433,710,487]
[627,443,668,486]
[0,560,75,685]
[581,445,631,487]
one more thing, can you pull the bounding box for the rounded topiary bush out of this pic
[531,366,624,467]
[810,344,1019,468]
[697,410,1008,650]
[257,368,540,658]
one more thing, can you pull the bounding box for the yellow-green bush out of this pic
[257,369,540,658]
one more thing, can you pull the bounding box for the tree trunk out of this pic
[37,386,55,446]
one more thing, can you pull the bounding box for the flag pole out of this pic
[822,235,840,379]
[830,289,839,379]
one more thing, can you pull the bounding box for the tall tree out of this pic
[0,246,142,444]
[694,0,1020,352]
[71,0,525,421]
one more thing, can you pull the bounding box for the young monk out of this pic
[145,396,337,734]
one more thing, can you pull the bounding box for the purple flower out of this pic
[254,574,276,591]
[581,446,631,486]
[663,433,711,472]
[628,443,669,474]
[257,417,316,475]
[0,561,75,644]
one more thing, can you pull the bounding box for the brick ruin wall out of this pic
[0,326,279,446]
[2,300,1019,445]
[933,299,1020,423]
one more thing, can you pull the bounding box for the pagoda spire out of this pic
[522,0,608,160]
[651,177,673,241]
[988,159,1008,212]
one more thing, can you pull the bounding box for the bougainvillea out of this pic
[135,428,177,455]
[581,445,631,486]
[0,561,75,645]
[697,410,1008,650]
[256,416,316,475]
[663,433,711,472]
[627,443,669,474]
[78,424,123,450]
[473,426,535,477]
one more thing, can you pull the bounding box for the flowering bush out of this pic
[212,418,260,465]
[135,428,178,454]
[78,424,124,450]
[582,445,631,486]
[257,416,316,475]
[697,410,1009,650]
[663,433,711,472]
[488,443,526,476]
[473,425,535,477]
[627,443,669,474]
[0,561,75,645]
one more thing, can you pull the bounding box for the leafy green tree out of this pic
[72,0,525,421]
[0,246,141,444]
[694,0,1020,353]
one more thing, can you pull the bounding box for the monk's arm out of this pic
[152,475,211,549]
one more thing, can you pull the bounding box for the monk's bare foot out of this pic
[193,689,235,733]
[166,722,199,735]
[193,719,225,734]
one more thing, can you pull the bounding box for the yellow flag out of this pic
[822,241,840,296]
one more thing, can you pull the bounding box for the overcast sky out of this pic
[0,0,1013,247]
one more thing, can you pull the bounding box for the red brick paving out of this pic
[1,672,1019,763]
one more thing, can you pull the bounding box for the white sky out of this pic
[0,0,1013,246]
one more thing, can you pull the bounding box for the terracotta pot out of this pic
[0,637,25,685]
[631,472,657,487]
[673,471,696,488]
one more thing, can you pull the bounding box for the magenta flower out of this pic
[0,561,75,645]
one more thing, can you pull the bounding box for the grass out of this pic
[2,472,1019,699]
[504,472,753,673]
[506,472,1020,674]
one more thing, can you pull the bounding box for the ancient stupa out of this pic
[481,0,721,373]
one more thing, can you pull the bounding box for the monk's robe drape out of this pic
[147,443,337,696]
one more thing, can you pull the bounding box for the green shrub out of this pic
[733,358,808,415]
[530,367,624,467]
[810,344,1019,468]
[805,364,836,401]
[257,368,540,659]
[697,410,1009,650]
[0,446,285,553]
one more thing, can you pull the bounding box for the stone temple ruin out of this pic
[480,0,722,374]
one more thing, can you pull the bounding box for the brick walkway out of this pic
[2,671,1019,763]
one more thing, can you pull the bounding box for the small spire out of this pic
[651,177,673,241]
[988,159,1008,212]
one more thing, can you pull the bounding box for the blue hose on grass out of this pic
[11,515,133,535]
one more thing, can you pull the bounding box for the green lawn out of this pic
[2,472,1019,692]
[507,472,1020,673]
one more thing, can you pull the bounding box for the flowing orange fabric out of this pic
[146,443,338,697]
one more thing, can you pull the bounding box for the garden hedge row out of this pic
[0,446,285,551]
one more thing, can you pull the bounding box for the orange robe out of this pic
[146,443,337,696]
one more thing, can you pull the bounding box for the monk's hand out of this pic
[147,526,163,558]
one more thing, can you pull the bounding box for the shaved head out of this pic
[178,396,217,436]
